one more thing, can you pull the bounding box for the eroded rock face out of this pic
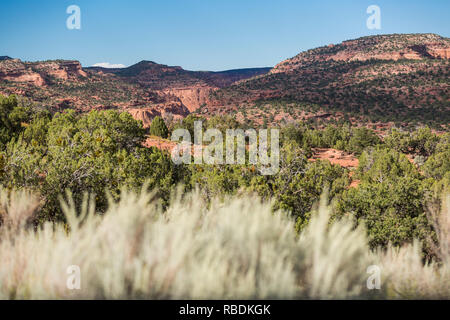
[32,61,87,80]
[160,102,191,118]
[127,108,161,127]
[0,59,86,86]
[270,34,450,74]
[126,102,189,128]
[159,85,216,112]
[428,47,450,59]
[0,59,45,86]
[7,72,45,86]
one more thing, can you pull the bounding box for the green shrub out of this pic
[0,94,31,149]
[149,116,169,138]
[0,110,181,222]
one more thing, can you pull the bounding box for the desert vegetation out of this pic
[0,187,448,299]
[0,93,449,299]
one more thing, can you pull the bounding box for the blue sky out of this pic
[1,0,449,71]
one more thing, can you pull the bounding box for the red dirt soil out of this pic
[309,148,359,168]
[145,138,362,188]
[144,136,178,152]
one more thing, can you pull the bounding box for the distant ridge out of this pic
[209,33,450,128]
[1,33,448,128]
[85,61,271,78]
[0,56,271,117]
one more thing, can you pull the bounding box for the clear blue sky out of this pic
[1,0,449,71]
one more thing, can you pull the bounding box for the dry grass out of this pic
[0,187,449,299]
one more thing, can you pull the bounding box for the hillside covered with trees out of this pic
[0,92,449,298]
[1,94,448,257]
[208,34,450,130]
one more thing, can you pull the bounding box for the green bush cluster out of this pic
[0,97,181,222]
[1,94,448,259]
[149,116,169,138]
[280,122,381,155]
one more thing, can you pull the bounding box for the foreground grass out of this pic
[0,188,449,299]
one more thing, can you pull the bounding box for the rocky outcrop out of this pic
[7,72,45,86]
[0,58,86,86]
[270,34,450,74]
[428,47,450,59]
[159,85,216,112]
[32,60,87,80]
[127,108,161,127]
[126,102,189,127]
[0,59,45,86]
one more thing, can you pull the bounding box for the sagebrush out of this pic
[0,187,449,299]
